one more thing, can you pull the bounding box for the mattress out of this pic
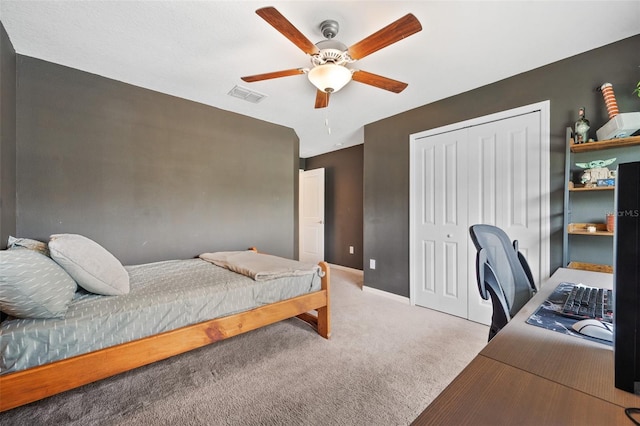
[0,258,321,374]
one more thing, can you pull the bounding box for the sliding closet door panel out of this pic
[497,113,541,291]
[413,129,468,318]
[467,112,542,324]
[467,131,500,324]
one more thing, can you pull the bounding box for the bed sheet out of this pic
[0,258,320,374]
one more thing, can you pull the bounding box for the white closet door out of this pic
[466,112,541,324]
[412,129,469,318]
[411,110,544,325]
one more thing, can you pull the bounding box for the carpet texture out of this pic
[1,266,488,425]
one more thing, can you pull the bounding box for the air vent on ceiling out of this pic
[227,85,267,103]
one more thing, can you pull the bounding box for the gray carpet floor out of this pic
[1,266,488,426]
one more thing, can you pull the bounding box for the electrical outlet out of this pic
[349,246,354,254]
[369,259,376,269]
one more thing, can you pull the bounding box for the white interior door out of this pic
[412,129,468,317]
[299,168,325,263]
[410,105,548,325]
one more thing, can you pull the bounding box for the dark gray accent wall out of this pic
[364,34,640,297]
[15,56,300,265]
[0,22,17,249]
[305,144,363,270]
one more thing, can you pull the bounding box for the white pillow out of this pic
[49,234,129,295]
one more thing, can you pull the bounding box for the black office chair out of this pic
[469,224,537,341]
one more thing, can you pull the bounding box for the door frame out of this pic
[409,100,551,306]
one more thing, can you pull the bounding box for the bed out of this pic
[0,238,330,412]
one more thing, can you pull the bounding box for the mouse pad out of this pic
[525,282,613,346]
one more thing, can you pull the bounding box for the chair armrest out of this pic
[517,251,537,294]
[483,261,512,322]
[513,239,537,293]
[477,248,511,319]
[476,248,489,299]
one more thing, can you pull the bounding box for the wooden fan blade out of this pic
[315,90,330,109]
[241,68,305,82]
[348,14,422,60]
[256,7,319,56]
[351,70,408,93]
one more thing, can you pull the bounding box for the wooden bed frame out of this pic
[0,260,331,412]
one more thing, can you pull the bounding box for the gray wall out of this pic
[13,56,300,265]
[363,34,640,297]
[0,22,17,249]
[305,144,363,270]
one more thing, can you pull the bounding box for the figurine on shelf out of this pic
[576,158,616,187]
[575,107,590,143]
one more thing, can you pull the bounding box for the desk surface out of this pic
[413,268,640,425]
[412,356,629,425]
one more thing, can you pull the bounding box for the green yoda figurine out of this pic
[576,158,616,186]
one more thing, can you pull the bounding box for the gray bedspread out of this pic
[0,258,321,375]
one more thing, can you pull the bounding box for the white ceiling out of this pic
[1,1,639,158]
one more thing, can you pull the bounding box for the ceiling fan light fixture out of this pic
[244,7,422,108]
[307,64,352,93]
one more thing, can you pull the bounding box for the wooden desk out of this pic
[413,356,628,425]
[413,268,640,425]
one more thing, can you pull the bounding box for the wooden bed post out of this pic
[294,261,331,339]
[317,261,331,339]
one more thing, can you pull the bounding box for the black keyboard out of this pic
[561,284,613,323]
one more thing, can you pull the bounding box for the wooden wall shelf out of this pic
[568,185,615,192]
[567,223,613,236]
[570,135,640,153]
[567,261,613,274]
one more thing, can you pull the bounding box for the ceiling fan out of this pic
[241,7,422,108]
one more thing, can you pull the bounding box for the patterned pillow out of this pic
[0,249,77,318]
[49,234,130,296]
[7,236,50,257]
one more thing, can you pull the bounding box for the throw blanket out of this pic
[199,251,320,281]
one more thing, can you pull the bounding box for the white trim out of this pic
[409,142,417,305]
[409,100,551,304]
[538,103,551,282]
[362,285,411,305]
[412,101,549,141]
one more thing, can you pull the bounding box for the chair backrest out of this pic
[469,224,536,320]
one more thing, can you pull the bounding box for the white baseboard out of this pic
[328,264,410,305]
[328,264,363,274]
[362,286,410,305]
